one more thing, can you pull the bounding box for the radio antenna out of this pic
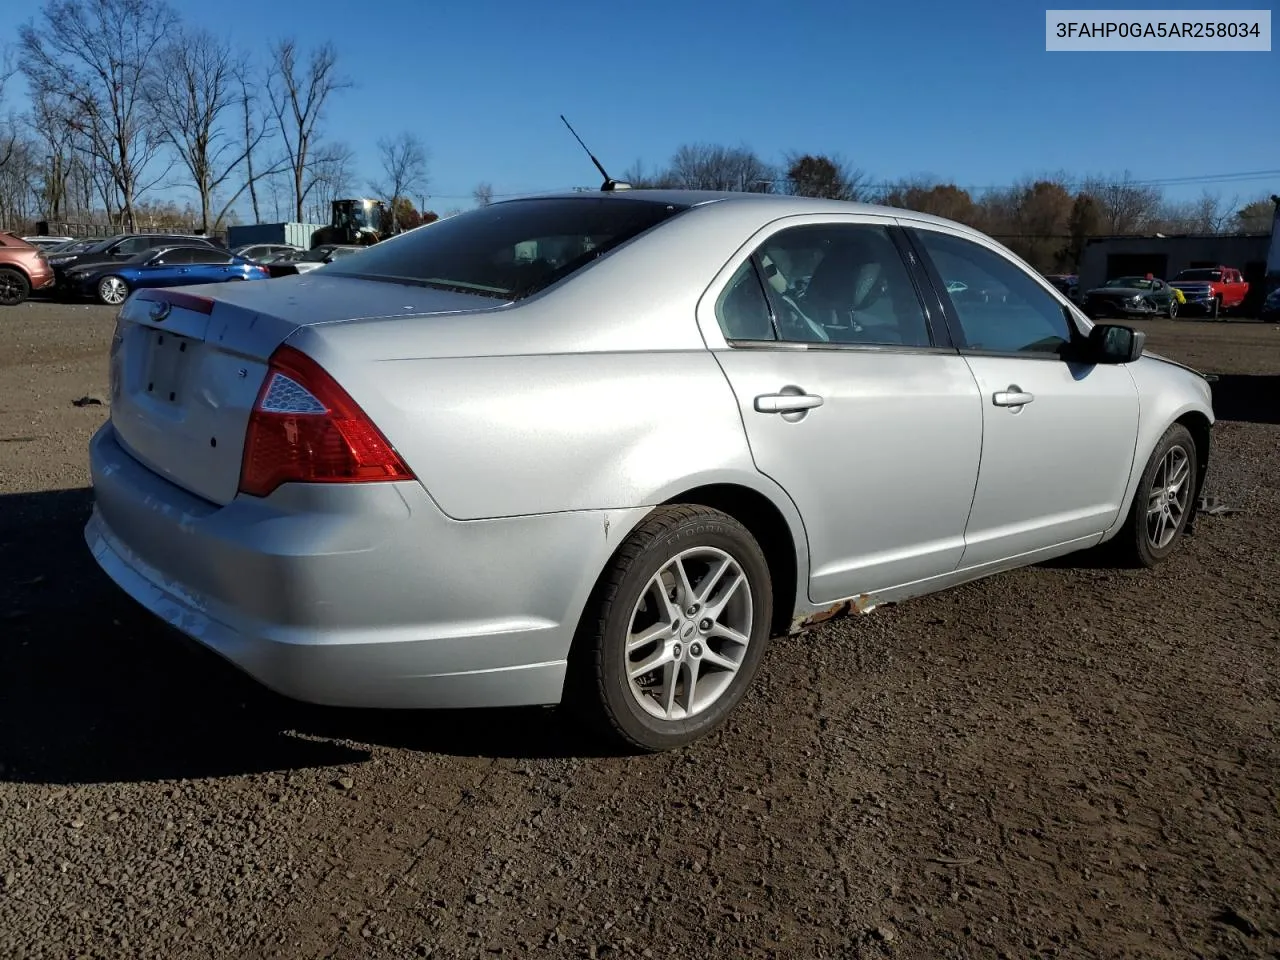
[560,115,631,192]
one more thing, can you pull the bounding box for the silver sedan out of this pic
[85,191,1215,751]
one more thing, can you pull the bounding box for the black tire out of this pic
[0,267,31,306]
[1110,423,1197,569]
[1167,299,1178,319]
[565,504,774,752]
[1211,295,1221,320]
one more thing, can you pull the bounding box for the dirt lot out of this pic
[1,302,1277,960]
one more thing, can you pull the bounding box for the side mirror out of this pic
[1086,323,1145,364]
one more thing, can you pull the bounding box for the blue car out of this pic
[63,244,270,305]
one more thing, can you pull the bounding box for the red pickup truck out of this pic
[1169,265,1249,319]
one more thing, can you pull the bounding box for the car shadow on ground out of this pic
[0,488,621,788]
[1206,373,1280,426]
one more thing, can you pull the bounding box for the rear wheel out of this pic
[1166,299,1178,319]
[1111,423,1197,568]
[97,275,129,306]
[566,505,774,752]
[0,267,31,306]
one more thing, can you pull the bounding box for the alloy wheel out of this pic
[1146,444,1191,549]
[624,546,753,722]
[98,277,128,305]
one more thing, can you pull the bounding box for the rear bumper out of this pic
[85,422,645,709]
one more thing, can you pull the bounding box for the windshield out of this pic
[1105,277,1153,288]
[300,246,337,262]
[324,196,690,299]
[1176,269,1222,281]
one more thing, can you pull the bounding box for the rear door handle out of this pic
[754,393,824,413]
[993,386,1034,407]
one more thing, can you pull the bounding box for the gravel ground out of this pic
[1,302,1277,959]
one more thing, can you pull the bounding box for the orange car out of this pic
[0,232,56,306]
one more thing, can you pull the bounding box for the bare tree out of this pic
[1078,173,1163,235]
[472,181,494,207]
[371,132,428,229]
[147,28,277,233]
[19,0,177,231]
[304,141,355,223]
[236,67,265,223]
[666,143,776,192]
[266,39,351,221]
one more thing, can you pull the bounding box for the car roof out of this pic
[490,188,988,237]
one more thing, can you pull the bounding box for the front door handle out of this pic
[755,392,824,413]
[992,386,1034,407]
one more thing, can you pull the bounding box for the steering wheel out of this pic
[778,294,830,343]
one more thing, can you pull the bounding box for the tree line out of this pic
[0,0,432,235]
[617,147,1276,273]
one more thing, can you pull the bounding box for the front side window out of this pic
[752,223,931,347]
[324,196,689,300]
[915,229,1073,356]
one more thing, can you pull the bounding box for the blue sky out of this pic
[3,0,1278,210]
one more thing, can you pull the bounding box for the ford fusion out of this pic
[86,191,1215,751]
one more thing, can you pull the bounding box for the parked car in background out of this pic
[265,243,365,277]
[1169,266,1249,319]
[232,242,303,263]
[22,235,75,249]
[1084,275,1181,319]
[1261,285,1280,323]
[1045,273,1080,303]
[62,245,269,305]
[45,239,96,255]
[47,233,223,293]
[0,232,56,305]
[84,190,1215,752]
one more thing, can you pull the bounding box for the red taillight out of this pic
[237,345,414,498]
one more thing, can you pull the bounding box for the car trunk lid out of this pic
[107,277,501,506]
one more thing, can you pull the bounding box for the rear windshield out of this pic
[324,196,690,300]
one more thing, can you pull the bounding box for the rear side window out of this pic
[325,197,689,300]
[716,260,776,341]
[187,249,234,264]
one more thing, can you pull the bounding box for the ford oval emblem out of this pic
[149,299,172,322]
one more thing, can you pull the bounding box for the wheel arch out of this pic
[1175,409,1212,512]
[569,477,809,656]
[1103,395,1214,541]
[658,483,801,638]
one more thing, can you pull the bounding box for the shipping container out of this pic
[226,222,324,249]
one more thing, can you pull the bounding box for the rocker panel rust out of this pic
[789,594,877,634]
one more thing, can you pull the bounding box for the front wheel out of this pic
[0,267,31,306]
[1167,299,1178,319]
[1111,423,1197,568]
[566,504,774,752]
[1211,296,1221,320]
[97,275,129,306]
